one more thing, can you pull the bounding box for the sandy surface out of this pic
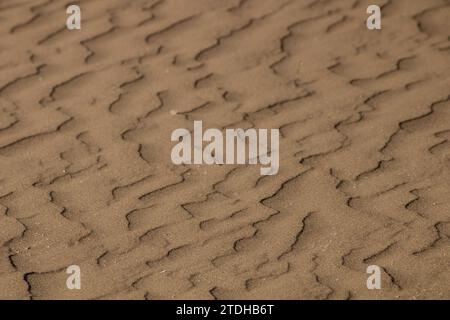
[0,0,449,300]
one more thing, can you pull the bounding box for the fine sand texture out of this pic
[0,0,449,300]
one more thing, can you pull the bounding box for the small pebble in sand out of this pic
[170,110,178,115]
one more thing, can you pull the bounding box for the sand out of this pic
[0,0,449,300]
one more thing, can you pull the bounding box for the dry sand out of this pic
[0,0,449,300]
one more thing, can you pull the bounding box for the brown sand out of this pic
[0,0,449,300]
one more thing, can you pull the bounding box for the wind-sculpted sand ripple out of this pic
[0,0,449,300]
